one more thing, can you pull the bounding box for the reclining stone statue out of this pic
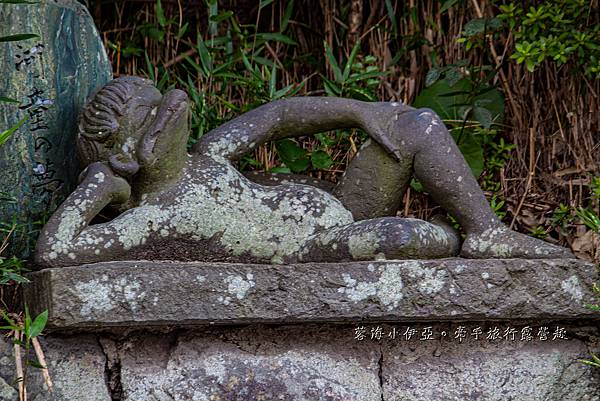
[34,76,573,267]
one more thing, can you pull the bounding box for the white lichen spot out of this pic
[75,276,145,317]
[75,279,115,317]
[338,264,404,310]
[481,272,490,279]
[561,275,583,302]
[224,274,255,300]
[94,172,105,183]
[403,261,447,295]
[347,231,380,260]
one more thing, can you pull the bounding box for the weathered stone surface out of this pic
[35,78,573,268]
[0,324,596,400]
[118,326,381,401]
[26,258,598,329]
[0,0,111,256]
[381,323,600,400]
[0,335,109,401]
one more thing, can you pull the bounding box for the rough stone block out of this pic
[118,326,381,401]
[0,324,596,400]
[26,258,598,329]
[0,335,110,401]
[381,323,600,400]
[0,0,111,256]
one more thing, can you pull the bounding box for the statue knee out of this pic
[408,107,453,148]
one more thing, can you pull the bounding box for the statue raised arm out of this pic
[34,76,573,268]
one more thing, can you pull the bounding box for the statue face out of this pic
[77,77,190,180]
[108,87,190,178]
[136,88,190,169]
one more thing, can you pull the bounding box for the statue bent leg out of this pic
[331,107,573,259]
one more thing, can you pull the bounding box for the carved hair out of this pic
[76,76,154,167]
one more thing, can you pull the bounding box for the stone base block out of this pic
[0,324,598,400]
[26,258,598,329]
[16,258,599,400]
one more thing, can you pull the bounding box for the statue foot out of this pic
[461,225,575,259]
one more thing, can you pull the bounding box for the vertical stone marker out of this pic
[0,0,111,255]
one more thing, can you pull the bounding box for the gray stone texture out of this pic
[0,0,111,256]
[26,258,598,329]
[0,335,109,401]
[0,324,597,400]
[34,78,573,268]
[381,323,600,401]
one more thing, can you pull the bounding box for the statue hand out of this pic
[357,102,412,162]
[79,162,132,205]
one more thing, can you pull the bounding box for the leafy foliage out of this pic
[497,0,600,75]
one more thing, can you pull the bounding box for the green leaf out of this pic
[277,139,307,161]
[0,115,28,147]
[414,79,470,120]
[27,310,47,339]
[209,11,233,23]
[177,22,189,39]
[269,64,277,100]
[464,18,487,36]
[256,33,297,46]
[414,78,504,124]
[1,310,17,330]
[315,133,337,147]
[24,305,31,338]
[156,0,167,27]
[444,67,463,87]
[281,0,294,31]
[323,78,341,97]
[276,139,309,173]
[270,166,291,174]
[425,68,441,87]
[384,0,398,36]
[452,131,484,177]
[324,42,343,83]
[259,0,274,9]
[473,106,493,128]
[439,0,459,13]
[286,158,310,172]
[196,35,213,75]
[27,359,46,369]
[410,179,423,192]
[343,41,361,81]
[0,97,19,104]
[0,34,39,42]
[311,150,333,170]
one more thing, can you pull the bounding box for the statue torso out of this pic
[98,154,353,263]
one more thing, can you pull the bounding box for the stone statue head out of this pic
[77,76,190,181]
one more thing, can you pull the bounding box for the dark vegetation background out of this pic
[80,0,600,261]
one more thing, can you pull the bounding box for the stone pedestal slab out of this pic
[18,258,599,400]
[25,258,598,329]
